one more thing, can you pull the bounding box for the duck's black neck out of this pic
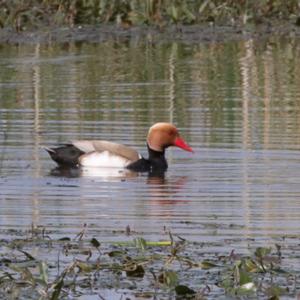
[126,144,168,174]
[147,144,168,171]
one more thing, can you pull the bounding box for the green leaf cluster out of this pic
[0,0,299,30]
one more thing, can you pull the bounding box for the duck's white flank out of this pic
[78,151,132,168]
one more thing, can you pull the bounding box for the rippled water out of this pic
[1,38,300,259]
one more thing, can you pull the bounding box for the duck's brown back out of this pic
[72,140,140,162]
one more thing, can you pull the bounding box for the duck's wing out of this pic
[72,140,140,162]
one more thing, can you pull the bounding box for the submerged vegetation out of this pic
[0,0,299,31]
[0,225,299,299]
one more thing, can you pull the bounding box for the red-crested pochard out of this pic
[46,122,193,172]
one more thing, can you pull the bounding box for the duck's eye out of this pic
[168,129,177,136]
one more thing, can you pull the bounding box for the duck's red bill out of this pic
[174,137,194,152]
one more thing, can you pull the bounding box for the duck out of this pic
[45,122,193,173]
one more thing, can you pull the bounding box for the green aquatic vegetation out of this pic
[220,246,294,298]
[0,226,299,299]
[0,0,299,31]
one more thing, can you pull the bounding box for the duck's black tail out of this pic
[45,144,84,167]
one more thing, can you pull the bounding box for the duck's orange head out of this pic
[147,122,193,153]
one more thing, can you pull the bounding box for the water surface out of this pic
[1,38,300,265]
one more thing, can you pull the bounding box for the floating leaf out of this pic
[220,277,232,290]
[255,247,272,258]
[50,277,64,300]
[244,258,259,273]
[125,264,145,278]
[58,237,71,241]
[199,260,218,269]
[158,270,178,287]
[175,284,196,296]
[90,238,100,248]
[76,261,98,273]
[0,258,12,264]
[108,250,126,257]
[134,237,147,251]
[239,269,252,285]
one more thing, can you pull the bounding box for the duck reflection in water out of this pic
[50,165,136,179]
[49,165,166,180]
[50,165,188,209]
[146,173,189,206]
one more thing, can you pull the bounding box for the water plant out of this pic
[0,0,299,31]
[0,225,299,299]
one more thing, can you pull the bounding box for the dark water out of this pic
[1,38,300,260]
